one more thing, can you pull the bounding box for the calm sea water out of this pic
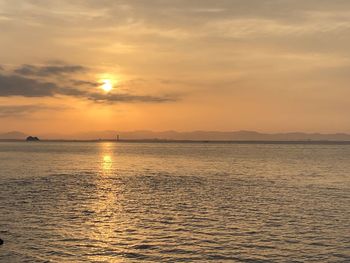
[0,142,349,262]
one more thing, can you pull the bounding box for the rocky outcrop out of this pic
[26,136,40,141]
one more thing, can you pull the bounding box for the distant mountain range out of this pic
[0,131,28,140]
[1,130,350,141]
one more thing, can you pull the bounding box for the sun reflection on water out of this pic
[100,143,114,175]
[102,155,112,173]
[89,144,122,260]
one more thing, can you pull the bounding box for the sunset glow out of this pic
[0,0,349,135]
[0,2,348,262]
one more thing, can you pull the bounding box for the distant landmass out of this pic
[0,131,28,140]
[26,136,40,141]
[1,130,350,141]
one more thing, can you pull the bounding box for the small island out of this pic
[26,136,40,141]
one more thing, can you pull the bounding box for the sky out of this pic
[1,0,350,134]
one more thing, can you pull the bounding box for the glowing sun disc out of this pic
[101,79,113,92]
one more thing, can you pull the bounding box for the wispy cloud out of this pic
[0,104,63,118]
[70,79,100,87]
[88,92,178,104]
[14,64,86,77]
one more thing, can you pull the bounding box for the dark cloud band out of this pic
[0,74,56,97]
[14,64,86,77]
[0,63,178,104]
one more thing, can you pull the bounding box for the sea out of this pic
[0,141,349,262]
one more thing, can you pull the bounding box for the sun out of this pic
[101,79,113,92]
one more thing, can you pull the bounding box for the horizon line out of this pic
[2,130,350,135]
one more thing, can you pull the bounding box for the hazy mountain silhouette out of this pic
[0,131,27,140]
[34,130,350,141]
[2,130,350,141]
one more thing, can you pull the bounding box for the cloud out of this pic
[0,67,178,103]
[14,64,86,76]
[70,79,100,87]
[53,0,350,32]
[0,73,57,97]
[87,92,178,103]
[0,104,62,118]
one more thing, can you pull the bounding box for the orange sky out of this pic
[1,0,350,134]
